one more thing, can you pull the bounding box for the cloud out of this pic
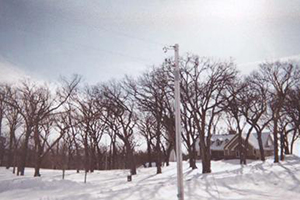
[278,54,300,63]
[238,54,300,75]
[0,59,30,84]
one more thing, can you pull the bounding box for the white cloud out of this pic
[238,54,300,75]
[0,59,30,84]
[0,58,50,87]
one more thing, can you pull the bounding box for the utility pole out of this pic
[164,44,184,200]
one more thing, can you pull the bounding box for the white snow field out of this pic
[1,155,300,200]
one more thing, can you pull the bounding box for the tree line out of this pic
[0,56,300,177]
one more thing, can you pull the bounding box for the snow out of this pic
[197,132,273,153]
[1,152,300,199]
[210,134,235,151]
[243,132,273,151]
[293,138,300,157]
[196,135,235,152]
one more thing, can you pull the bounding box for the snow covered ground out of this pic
[1,154,300,200]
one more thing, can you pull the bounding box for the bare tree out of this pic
[241,73,272,161]
[3,75,80,176]
[180,57,237,173]
[4,87,22,169]
[180,56,201,169]
[100,81,138,175]
[137,113,156,167]
[259,61,300,162]
[0,85,6,166]
[222,78,252,165]
[284,87,300,154]
[126,66,172,174]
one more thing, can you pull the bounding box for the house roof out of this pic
[196,132,273,152]
[242,132,273,150]
[210,134,236,151]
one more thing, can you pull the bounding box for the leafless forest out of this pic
[0,56,299,177]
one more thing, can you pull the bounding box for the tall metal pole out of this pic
[174,44,184,200]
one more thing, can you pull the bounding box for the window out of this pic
[216,139,222,146]
[236,151,240,157]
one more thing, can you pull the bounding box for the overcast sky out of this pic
[1,0,300,84]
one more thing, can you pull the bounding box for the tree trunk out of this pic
[34,157,42,177]
[75,144,81,173]
[238,134,244,165]
[62,145,66,179]
[165,145,172,167]
[280,131,284,161]
[188,144,197,169]
[111,135,117,169]
[6,129,15,169]
[191,144,197,169]
[67,148,72,170]
[243,139,250,165]
[90,147,96,172]
[18,128,31,176]
[200,137,211,174]
[12,148,18,174]
[84,143,90,173]
[97,149,103,170]
[189,151,197,170]
[284,135,290,155]
[199,114,211,174]
[147,141,152,167]
[125,142,136,175]
[203,147,211,173]
[273,115,279,163]
[290,130,297,154]
[34,139,43,177]
[256,131,265,161]
[34,125,43,177]
[155,134,162,174]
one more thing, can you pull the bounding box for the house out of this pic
[195,134,235,160]
[224,132,273,160]
[210,134,236,160]
[196,132,274,160]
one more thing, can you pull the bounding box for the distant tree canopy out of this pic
[0,56,299,177]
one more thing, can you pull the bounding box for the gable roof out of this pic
[195,134,235,152]
[243,132,273,150]
[210,134,236,151]
[196,132,273,152]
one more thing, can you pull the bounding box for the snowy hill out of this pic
[1,155,300,200]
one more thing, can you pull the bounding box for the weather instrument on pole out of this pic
[163,44,184,200]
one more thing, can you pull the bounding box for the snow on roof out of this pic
[196,132,273,152]
[242,132,273,150]
[210,134,236,151]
